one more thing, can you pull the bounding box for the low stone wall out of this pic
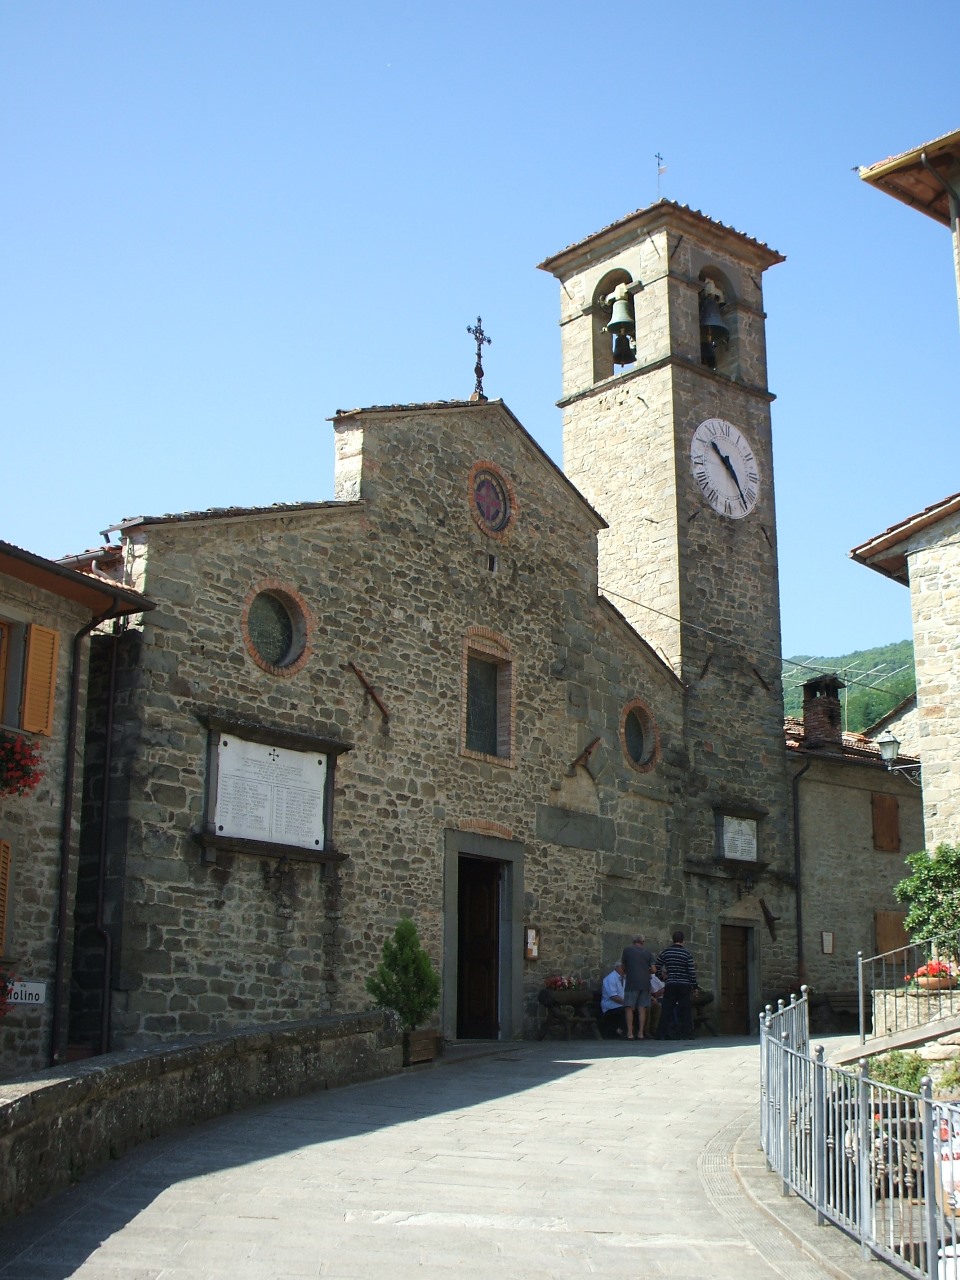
[0,1010,402,1221]
[872,986,960,1039]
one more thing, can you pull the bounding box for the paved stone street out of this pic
[0,1038,883,1279]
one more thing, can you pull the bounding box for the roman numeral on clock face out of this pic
[690,418,762,520]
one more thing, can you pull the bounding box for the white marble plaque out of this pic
[214,736,326,851]
[723,815,757,862]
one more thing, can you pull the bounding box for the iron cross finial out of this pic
[467,316,492,401]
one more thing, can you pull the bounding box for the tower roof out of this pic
[537,199,784,278]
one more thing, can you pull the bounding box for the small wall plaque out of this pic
[524,927,541,960]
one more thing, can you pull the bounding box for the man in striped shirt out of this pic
[655,931,698,1041]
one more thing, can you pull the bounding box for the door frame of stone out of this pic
[443,830,524,1042]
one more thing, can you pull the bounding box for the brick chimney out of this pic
[802,675,845,748]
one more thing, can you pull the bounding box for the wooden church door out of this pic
[719,925,751,1034]
[457,856,501,1038]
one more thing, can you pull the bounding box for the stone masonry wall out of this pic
[0,1011,401,1221]
[907,510,960,849]
[0,579,91,1077]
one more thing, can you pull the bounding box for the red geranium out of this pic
[0,732,43,798]
[905,959,956,984]
[0,971,16,1019]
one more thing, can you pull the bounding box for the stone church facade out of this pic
[66,202,806,1053]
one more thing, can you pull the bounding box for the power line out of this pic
[599,585,915,699]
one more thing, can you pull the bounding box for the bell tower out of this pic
[540,201,795,989]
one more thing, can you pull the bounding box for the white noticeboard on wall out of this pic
[213,736,327,851]
[722,815,758,863]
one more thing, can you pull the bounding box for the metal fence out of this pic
[761,990,960,1278]
[859,932,960,1045]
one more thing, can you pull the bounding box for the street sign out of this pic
[8,981,46,1007]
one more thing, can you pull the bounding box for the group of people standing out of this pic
[600,931,699,1042]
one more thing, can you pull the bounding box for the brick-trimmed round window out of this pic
[242,582,313,676]
[468,461,517,538]
[620,698,659,772]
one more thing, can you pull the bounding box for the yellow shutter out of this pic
[0,841,10,955]
[21,625,59,736]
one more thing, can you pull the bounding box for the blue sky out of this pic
[2,1,957,660]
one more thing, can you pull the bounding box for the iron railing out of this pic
[761,990,960,1278]
[859,932,960,1045]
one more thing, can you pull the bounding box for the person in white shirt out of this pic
[600,962,627,1038]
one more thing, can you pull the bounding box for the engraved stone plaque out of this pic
[214,735,326,850]
[722,815,757,862]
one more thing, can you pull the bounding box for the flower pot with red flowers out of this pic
[0,732,44,799]
[906,960,958,992]
[540,976,593,1008]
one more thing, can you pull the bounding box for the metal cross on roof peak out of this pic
[467,316,492,401]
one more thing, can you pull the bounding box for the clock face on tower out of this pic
[690,418,760,519]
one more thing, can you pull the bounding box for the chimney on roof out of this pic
[802,675,845,748]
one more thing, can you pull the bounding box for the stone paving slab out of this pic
[0,1038,893,1279]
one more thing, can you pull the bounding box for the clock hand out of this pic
[710,440,748,504]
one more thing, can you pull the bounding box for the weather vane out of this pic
[656,152,666,199]
[467,316,492,401]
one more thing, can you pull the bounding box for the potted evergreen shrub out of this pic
[366,918,442,1065]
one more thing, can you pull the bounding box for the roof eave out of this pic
[0,541,153,618]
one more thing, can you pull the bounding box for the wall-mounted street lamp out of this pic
[875,729,922,786]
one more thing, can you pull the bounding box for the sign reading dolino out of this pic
[7,982,46,1007]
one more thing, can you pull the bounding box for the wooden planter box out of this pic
[403,1029,442,1066]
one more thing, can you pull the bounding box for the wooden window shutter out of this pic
[0,840,10,955]
[875,909,909,956]
[22,625,60,735]
[871,792,901,852]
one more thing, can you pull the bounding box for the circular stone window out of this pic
[468,461,515,536]
[620,698,659,772]
[242,585,311,675]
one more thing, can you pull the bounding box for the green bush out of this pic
[365,918,441,1031]
[867,1049,927,1092]
[937,1060,960,1097]
[894,843,960,942]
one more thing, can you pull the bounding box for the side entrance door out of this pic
[719,924,751,1034]
[457,856,501,1039]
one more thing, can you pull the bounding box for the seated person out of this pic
[600,962,628,1038]
[648,971,665,1038]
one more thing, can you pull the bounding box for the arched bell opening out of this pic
[592,268,637,382]
[698,268,739,379]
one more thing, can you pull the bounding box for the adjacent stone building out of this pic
[851,491,960,851]
[786,675,923,1014]
[0,542,148,1076]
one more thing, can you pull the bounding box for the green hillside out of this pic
[782,640,915,734]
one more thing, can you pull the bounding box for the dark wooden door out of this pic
[720,925,750,1034]
[875,910,909,956]
[457,856,500,1038]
